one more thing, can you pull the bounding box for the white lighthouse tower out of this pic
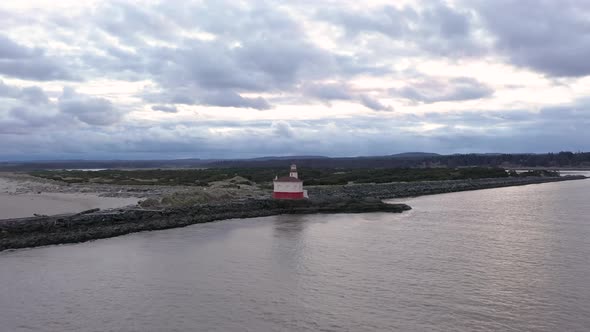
[289,164,298,179]
[272,164,307,199]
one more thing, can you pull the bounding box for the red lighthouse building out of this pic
[272,164,307,200]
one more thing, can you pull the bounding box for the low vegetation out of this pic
[25,167,544,187]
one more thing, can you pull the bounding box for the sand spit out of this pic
[0,174,140,219]
[0,173,269,219]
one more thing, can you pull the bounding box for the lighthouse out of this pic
[272,164,307,200]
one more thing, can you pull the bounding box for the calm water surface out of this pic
[1,176,590,331]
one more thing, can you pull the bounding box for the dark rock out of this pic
[0,198,410,251]
[76,208,100,215]
[307,176,586,201]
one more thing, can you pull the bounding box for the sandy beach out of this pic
[0,171,271,220]
[0,175,139,219]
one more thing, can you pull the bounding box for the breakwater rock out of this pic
[0,198,410,251]
[307,176,587,201]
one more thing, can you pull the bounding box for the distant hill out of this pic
[244,155,330,161]
[390,152,441,158]
[1,152,589,171]
[0,159,214,171]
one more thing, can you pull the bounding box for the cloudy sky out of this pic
[1,0,590,160]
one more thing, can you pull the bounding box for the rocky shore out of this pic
[307,175,587,200]
[0,198,410,251]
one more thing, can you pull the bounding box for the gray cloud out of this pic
[0,35,74,81]
[0,60,73,81]
[271,121,295,138]
[9,106,62,128]
[303,82,353,101]
[4,103,590,160]
[0,35,38,59]
[318,1,484,57]
[0,81,62,134]
[0,83,49,114]
[359,94,392,112]
[143,82,273,110]
[58,88,122,125]
[466,1,590,77]
[1,84,123,133]
[394,77,493,103]
[2,97,590,160]
[199,91,272,110]
[95,2,178,46]
[60,1,388,110]
[21,87,50,105]
[303,82,393,111]
[0,79,22,97]
[152,105,178,113]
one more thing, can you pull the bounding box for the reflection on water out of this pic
[273,214,309,237]
[1,178,590,331]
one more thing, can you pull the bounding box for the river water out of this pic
[1,176,590,331]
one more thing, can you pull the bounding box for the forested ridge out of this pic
[2,152,589,171]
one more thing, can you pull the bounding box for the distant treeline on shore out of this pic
[207,152,590,169]
[1,151,589,171]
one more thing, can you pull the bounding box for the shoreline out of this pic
[0,198,411,251]
[0,175,586,252]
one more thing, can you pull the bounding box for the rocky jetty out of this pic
[307,176,587,201]
[1,175,586,252]
[0,198,410,251]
